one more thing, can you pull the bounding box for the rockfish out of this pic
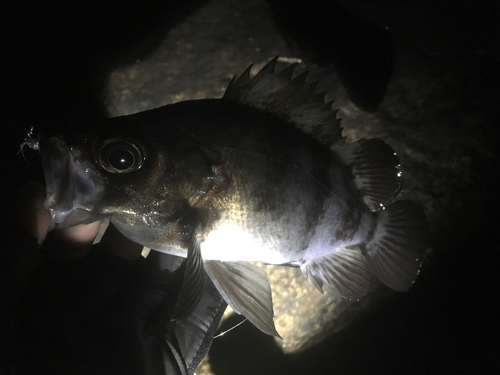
[26,58,427,336]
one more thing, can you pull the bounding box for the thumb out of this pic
[18,181,51,246]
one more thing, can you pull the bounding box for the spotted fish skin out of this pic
[33,58,428,337]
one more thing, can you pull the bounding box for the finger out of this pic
[52,220,101,249]
[42,220,101,259]
[18,181,51,245]
[99,224,143,260]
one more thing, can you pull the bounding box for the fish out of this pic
[25,57,428,337]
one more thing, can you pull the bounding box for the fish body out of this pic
[32,58,427,336]
[102,99,370,263]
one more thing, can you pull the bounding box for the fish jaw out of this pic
[40,136,106,229]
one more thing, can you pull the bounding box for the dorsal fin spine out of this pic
[223,57,345,146]
[257,56,278,77]
[312,92,327,105]
[289,71,308,88]
[275,63,297,80]
[239,64,253,83]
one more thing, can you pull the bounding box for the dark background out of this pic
[1,1,498,373]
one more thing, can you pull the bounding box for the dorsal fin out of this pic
[224,57,344,146]
[332,138,403,211]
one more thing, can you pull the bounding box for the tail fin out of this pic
[365,200,428,291]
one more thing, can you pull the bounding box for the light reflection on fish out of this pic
[25,57,428,337]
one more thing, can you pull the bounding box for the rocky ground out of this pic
[1,0,498,373]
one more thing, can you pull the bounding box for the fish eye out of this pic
[97,138,144,174]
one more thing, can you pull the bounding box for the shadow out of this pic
[267,0,395,112]
[210,315,286,375]
[1,0,205,127]
[0,0,206,200]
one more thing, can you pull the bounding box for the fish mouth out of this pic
[39,137,105,230]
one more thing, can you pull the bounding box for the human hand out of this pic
[9,181,226,375]
[17,181,142,260]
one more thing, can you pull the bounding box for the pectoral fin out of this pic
[169,277,226,374]
[204,261,280,338]
[171,235,206,322]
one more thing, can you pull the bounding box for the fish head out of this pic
[37,114,217,241]
[39,134,106,229]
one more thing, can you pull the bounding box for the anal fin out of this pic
[300,247,371,300]
[204,261,280,338]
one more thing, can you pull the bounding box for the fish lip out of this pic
[39,136,105,229]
